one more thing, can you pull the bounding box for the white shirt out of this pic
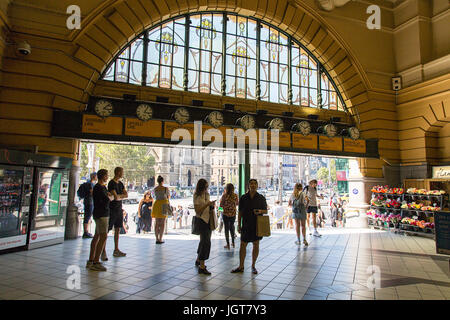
[193,192,211,224]
[273,205,285,219]
[305,186,318,206]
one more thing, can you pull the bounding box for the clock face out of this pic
[298,121,311,136]
[95,100,113,118]
[240,115,255,130]
[136,104,153,121]
[325,124,337,137]
[208,111,224,128]
[174,107,189,125]
[349,127,360,140]
[269,118,284,131]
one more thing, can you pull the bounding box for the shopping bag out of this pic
[256,214,271,237]
[191,216,202,235]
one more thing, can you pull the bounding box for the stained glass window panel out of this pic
[247,79,256,98]
[200,50,211,72]
[199,72,210,93]
[226,35,236,54]
[147,63,159,87]
[279,45,288,65]
[103,63,114,81]
[227,15,237,35]
[212,74,222,94]
[190,26,201,49]
[247,59,256,79]
[292,86,300,105]
[130,61,142,85]
[310,70,318,89]
[310,88,318,107]
[148,27,160,42]
[159,66,171,88]
[211,52,222,74]
[280,84,288,103]
[130,38,143,61]
[301,87,309,106]
[148,42,159,64]
[248,19,257,39]
[188,69,198,91]
[236,77,246,98]
[115,59,129,82]
[330,91,337,110]
[226,75,235,95]
[189,49,200,69]
[260,81,268,101]
[172,45,185,68]
[226,55,235,76]
[280,64,288,84]
[172,67,184,90]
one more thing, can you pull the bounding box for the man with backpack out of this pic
[77,172,97,238]
[304,179,324,237]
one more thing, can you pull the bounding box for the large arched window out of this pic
[102,12,346,112]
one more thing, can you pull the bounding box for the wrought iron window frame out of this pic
[100,11,348,113]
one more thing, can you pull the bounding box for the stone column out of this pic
[65,163,81,239]
[346,159,384,228]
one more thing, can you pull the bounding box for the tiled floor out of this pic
[0,227,449,300]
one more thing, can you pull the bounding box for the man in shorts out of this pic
[304,179,324,237]
[105,167,128,259]
[87,169,114,271]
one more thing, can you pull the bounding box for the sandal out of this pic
[231,267,244,273]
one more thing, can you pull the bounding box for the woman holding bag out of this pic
[152,176,170,244]
[193,179,216,275]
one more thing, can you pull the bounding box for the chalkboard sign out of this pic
[434,211,450,255]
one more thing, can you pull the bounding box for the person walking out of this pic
[219,183,239,250]
[105,167,128,260]
[231,179,267,275]
[138,191,153,233]
[289,183,308,246]
[304,179,324,237]
[87,169,114,272]
[78,172,97,238]
[193,179,215,275]
[151,176,169,244]
[273,200,285,229]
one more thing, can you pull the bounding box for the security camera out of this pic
[16,41,31,56]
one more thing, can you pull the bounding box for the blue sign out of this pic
[352,188,358,195]
[282,164,296,167]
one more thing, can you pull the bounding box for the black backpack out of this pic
[77,182,90,199]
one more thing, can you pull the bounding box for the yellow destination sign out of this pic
[125,119,162,138]
[266,131,291,148]
[82,115,122,135]
[319,136,342,151]
[343,138,366,153]
[164,122,196,140]
[292,134,318,150]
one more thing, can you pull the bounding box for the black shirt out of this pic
[93,184,110,219]
[239,192,268,226]
[108,179,125,211]
[81,182,94,206]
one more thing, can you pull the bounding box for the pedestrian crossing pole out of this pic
[238,145,250,198]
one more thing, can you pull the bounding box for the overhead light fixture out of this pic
[123,94,136,101]
[156,96,169,103]
[256,110,268,116]
[223,104,234,111]
[192,100,203,107]
[330,117,341,123]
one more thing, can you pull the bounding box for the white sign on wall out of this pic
[432,166,450,179]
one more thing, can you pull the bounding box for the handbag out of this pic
[161,188,173,216]
[191,216,202,235]
[256,214,271,237]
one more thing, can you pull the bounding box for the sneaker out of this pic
[89,262,107,271]
[113,250,126,257]
[303,239,309,246]
[82,233,93,239]
[101,251,108,261]
[86,260,93,268]
[313,230,321,237]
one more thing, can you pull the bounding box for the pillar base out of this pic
[346,176,385,228]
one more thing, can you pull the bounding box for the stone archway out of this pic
[70,0,371,125]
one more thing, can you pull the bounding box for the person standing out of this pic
[78,172,97,238]
[151,176,169,244]
[87,169,114,271]
[289,183,308,246]
[304,179,324,237]
[231,179,267,275]
[138,191,153,233]
[219,183,239,250]
[273,200,285,230]
[193,179,215,275]
[105,167,128,259]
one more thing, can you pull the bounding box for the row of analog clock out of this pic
[94,99,360,139]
